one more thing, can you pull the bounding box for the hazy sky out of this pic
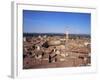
[23,10,91,34]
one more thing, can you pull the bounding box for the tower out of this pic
[65,29,69,57]
[65,31,69,41]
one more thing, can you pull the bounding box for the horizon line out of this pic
[23,32,90,35]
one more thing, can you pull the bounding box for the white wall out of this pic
[0,0,100,80]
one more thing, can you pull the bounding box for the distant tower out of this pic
[65,31,69,48]
[65,28,69,57]
[65,27,69,43]
[65,31,69,41]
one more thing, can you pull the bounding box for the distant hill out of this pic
[23,33,90,39]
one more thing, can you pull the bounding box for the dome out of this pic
[48,40,61,46]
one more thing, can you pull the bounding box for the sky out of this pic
[23,10,91,34]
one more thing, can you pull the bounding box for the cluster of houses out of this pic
[23,34,91,69]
